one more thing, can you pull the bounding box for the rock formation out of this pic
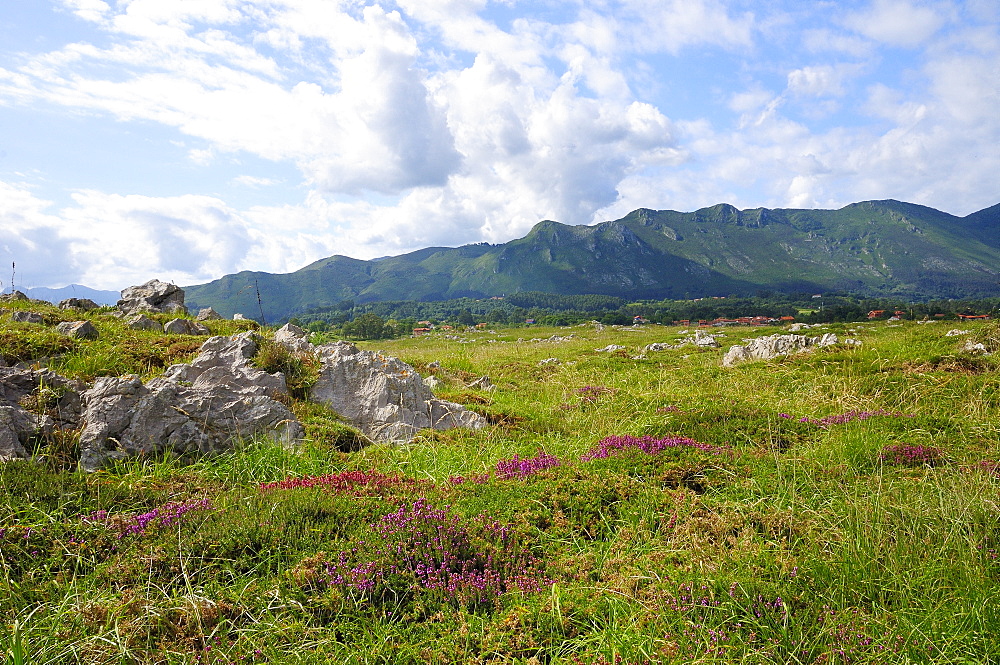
[309,340,486,444]
[79,332,302,471]
[56,321,99,340]
[722,333,851,366]
[117,279,187,315]
[58,298,100,311]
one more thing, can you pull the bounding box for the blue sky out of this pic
[1,0,997,291]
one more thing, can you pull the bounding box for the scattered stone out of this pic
[126,314,163,332]
[692,330,721,348]
[722,333,847,366]
[538,358,561,365]
[960,339,989,355]
[0,291,28,302]
[427,361,441,369]
[595,344,626,352]
[945,329,971,337]
[56,321,99,340]
[58,298,100,311]
[309,341,485,444]
[11,311,44,324]
[273,323,312,354]
[196,307,223,321]
[164,319,210,336]
[645,343,673,352]
[468,376,495,391]
[423,375,441,390]
[117,279,187,315]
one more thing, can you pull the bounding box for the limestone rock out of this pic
[161,332,288,398]
[0,367,85,461]
[58,298,99,311]
[11,311,44,324]
[310,341,485,444]
[117,279,187,315]
[595,344,626,352]
[692,330,722,347]
[0,291,28,303]
[961,339,989,355]
[468,376,495,391]
[164,319,210,336]
[274,323,313,354]
[127,314,163,332]
[79,333,302,470]
[56,321,99,340]
[196,307,223,321]
[722,333,846,366]
[645,343,673,352]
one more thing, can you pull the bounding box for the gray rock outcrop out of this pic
[127,314,163,332]
[0,367,85,461]
[273,323,312,354]
[59,298,99,311]
[196,307,223,321]
[0,291,28,302]
[722,333,847,366]
[164,319,210,336]
[117,279,187,315]
[11,311,44,324]
[79,332,302,471]
[56,321,99,340]
[310,341,486,444]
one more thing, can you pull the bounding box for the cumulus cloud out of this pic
[842,0,947,48]
[0,0,998,291]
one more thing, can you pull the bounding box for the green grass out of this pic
[4,311,1000,663]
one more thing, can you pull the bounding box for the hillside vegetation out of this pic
[185,200,1000,322]
[4,302,1000,663]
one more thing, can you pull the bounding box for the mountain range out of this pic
[185,199,1000,322]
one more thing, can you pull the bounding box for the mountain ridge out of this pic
[185,199,1000,322]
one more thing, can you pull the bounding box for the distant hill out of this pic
[185,200,1000,322]
[4,284,120,306]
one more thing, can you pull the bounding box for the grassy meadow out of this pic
[3,301,1000,664]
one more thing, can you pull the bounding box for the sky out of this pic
[1,0,998,292]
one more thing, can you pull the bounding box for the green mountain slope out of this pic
[185,200,1000,321]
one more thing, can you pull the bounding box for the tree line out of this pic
[289,292,1000,340]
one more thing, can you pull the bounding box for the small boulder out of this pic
[310,341,486,444]
[196,307,223,321]
[722,333,845,366]
[164,319,210,336]
[468,376,495,391]
[273,323,312,354]
[117,279,187,315]
[58,298,99,311]
[595,344,626,352]
[0,291,28,303]
[56,321,99,340]
[11,311,44,324]
[127,314,164,332]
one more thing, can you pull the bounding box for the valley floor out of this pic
[4,315,1000,663]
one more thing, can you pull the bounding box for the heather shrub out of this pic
[879,443,947,467]
[320,498,549,613]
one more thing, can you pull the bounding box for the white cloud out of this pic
[232,175,278,187]
[843,0,947,48]
[786,64,860,97]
